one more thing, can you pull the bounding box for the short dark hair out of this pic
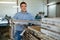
[20,2,27,6]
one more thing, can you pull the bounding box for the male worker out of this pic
[13,2,34,40]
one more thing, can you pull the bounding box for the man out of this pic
[13,2,34,40]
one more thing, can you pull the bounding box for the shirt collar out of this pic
[20,11,28,14]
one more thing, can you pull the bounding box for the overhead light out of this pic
[47,2,56,5]
[0,1,16,4]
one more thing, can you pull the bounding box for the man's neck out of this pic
[21,11,27,13]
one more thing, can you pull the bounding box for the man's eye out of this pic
[21,6,27,7]
[25,6,27,7]
[21,6,23,7]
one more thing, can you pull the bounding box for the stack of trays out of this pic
[28,27,56,40]
[41,18,60,40]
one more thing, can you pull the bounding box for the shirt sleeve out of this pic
[29,13,35,21]
[13,13,18,19]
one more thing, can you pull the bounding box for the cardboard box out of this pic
[31,26,41,31]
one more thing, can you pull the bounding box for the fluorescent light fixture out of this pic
[47,2,56,5]
[0,1,16,4]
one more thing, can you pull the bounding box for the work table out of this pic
[0,17,60,40]
[0,19,11,40]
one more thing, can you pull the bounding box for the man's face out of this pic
[20,4,27,12]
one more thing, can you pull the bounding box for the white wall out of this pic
[49,5,56,17]
[0,0,47,17]
[0,4,17,17]
[18,0,47,16]
[48,0,60,17]
[0,0,17,17]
